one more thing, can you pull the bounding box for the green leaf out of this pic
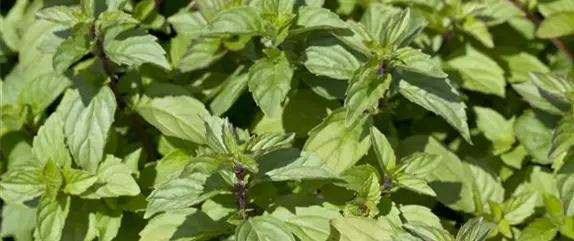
[517,217,558,241]
[17,72,70,115]
[455,217,496,241]
[404,223,454,241]
[514,110,557,164]
[512,81,571,115]
[33,112,72,167]
[35,193,71,241]
[303,44,362,80]
[57,85,117,173]
[295,6,346,31]
[203,115,233,154]
[397,72,471,144]
[246,132,295,154]
[0,166,44,203]
[136,94,210,144]
[53,24,91,73]
[502,192,538,225]
[395,173,436,197]
[236,216,295,241]
[400,205,443,228]
[549,113,574,159]
[95,10,140,34]
[463,158,505,213]
[529,72,574,96]
[144,172,226,218]
[303,108,371,174]
[36,6,85,27]
[271,205,341,241]
[1,203,36,241]
[496,50,549,83]
[362,4,426,49]
[62,168,98,195]
[81,155,140,198]
[330,216,401,241]
[210,69,249,116]
[543,193,565,225]
[104,28,171,70]
[445,45,506,97]
[396,152,441,177]
[400,136,475,213]
[473,106,516,155]
[148,150,190,186]
[167,11,207,37]
[206,6,265,35]
[370,127,397,171]
[177,39,227,73]
[556,158,574,216]
[248,51,293,117]
[140,208,229,241]
[393,47,447,78]
[333,20,374,55]
[344,59,389,126]
[261,0,296,13]
[537,12,574,38]
[460,17,494,48]
[257,148,339,182]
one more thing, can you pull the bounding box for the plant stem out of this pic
[507,0,574,62]
[234,166,248,221]
[91,24,156,162]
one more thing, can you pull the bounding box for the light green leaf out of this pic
[455,217,496,241]
[257,148,339,182]
[246,132,295,154]
[140,208,228,241]
[512,81,570,115]
[362,4,426,49]
[404,223,454,241]
[151,150,190,186]
[445,45,506,97]
[236,216,295,241]
[556,158,574,216]
[95,10,140,34]
[397,152,441,178]
[501,145,528,169]
[497,50,549,83]
[333,20,374,55]
[394,47,447,78]
[33,112,72,167]
[295,6,346,30]
[167,11,207,37]
[529,72,574,96]
[400,136,475,213]
[461,17,494,48]
[35,193,71,241]
[62,168,98,195]
[361,3,399,47]
[57,85,116,173]
[136,94,210,144]
[473,106,516,155]
[503,192,538,225]
[395,173,436,197]
[0,166,44,203]
[549,113,574,160]
[370,127,396,171]
[104,28,171,70]
[0,203,36,241]
[543,193,564,225]
[53,24,91,73]
[17,72,70,115]
[303,44,362,80]
[330,216,401,241]
[81,155,140,198]
[400,205,442,228]
[514,110,557,165]
[397,72,471,144]
[144,172,225,218]
[36,6,85,27]
[177,39,226,73]
[206,6,265,35]
[344,60,389,126]
[261,0,296,13]
[210,69,249,116]
[248,51,293,117]
[537,12,574,38]
[271,205,341,241]
[463,158,505,213]
[517,217,558,241]
[203,115,231,154]
[303,108,371,174]
[94,207,122,241]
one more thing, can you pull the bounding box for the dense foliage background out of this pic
[1,0,574,240]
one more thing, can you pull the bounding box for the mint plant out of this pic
[1,0,573,241]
